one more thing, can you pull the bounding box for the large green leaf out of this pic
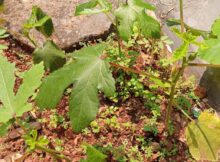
[36,44,115,132]
[198,38,220,64]
[33,40,66,72]
[81,144,107,162]
[0,55,44,123]
[23,6,54,37]
[114,0,160,41]
[186,112,220,161]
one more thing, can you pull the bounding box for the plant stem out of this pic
[165,60,186,127]
[179,0,184,33]
[109,62,171,84]
[188,63,220,68]
[36,145,71,162]
[165,0,186,129]
[175,105,193,121]
[27,33,37,47]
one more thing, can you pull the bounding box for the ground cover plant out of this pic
[0,0,220,161]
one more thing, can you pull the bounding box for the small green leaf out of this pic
[171,28,198,61]
[138,10,161,38]
[75,0,112,16]
[114,5,136,41]
[130,0,156,10]
[0,28,9,39]
[75,0,98,15]
[172,42,189,62]
[114,0,160,41]
[33,40,66,72]
[211,18,220,37]
[36,44,115,132]
[198,38,220,64]
[81,144,107,162]
[186,112,220,161]
[24,6,54,37]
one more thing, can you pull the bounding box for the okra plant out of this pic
[0,0,219,161]
[26,0,161,133]
[164,0,220,161]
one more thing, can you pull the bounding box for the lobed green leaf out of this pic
[0,55,44,123]
[36,44,115,132]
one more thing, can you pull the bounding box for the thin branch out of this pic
[179,0,184,32]
[36,145,71,162]
[188,63,220,68]
[109,62,171,84]
[175,105,193,121]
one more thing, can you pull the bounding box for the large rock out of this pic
[0,0,112,50]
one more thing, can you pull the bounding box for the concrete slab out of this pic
[0,0,112,50]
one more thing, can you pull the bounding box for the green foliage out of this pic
[0,55,44,124]
[185,112,220,161]
[166,18,211,39]
[114,0,160,41]
[0,28,9,53]
[75,0,161,41]
[23,130,49,151]
[81,144,107,162]
[171,28,197,62]
[23,6,54,37]
[33,40,66,72]
[36,44,115,132]
[211,18,220,37]
[144,124,158,136]
[198,38,220,64]
[197,17,220,64]
[0,121,11,136]
[75,0,112,15]
[0,27,9,38]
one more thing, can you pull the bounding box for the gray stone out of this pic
[0,0,112,50]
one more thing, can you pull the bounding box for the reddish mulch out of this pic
[0,37,204,162]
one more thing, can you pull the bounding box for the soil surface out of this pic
[0,36,211,162]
